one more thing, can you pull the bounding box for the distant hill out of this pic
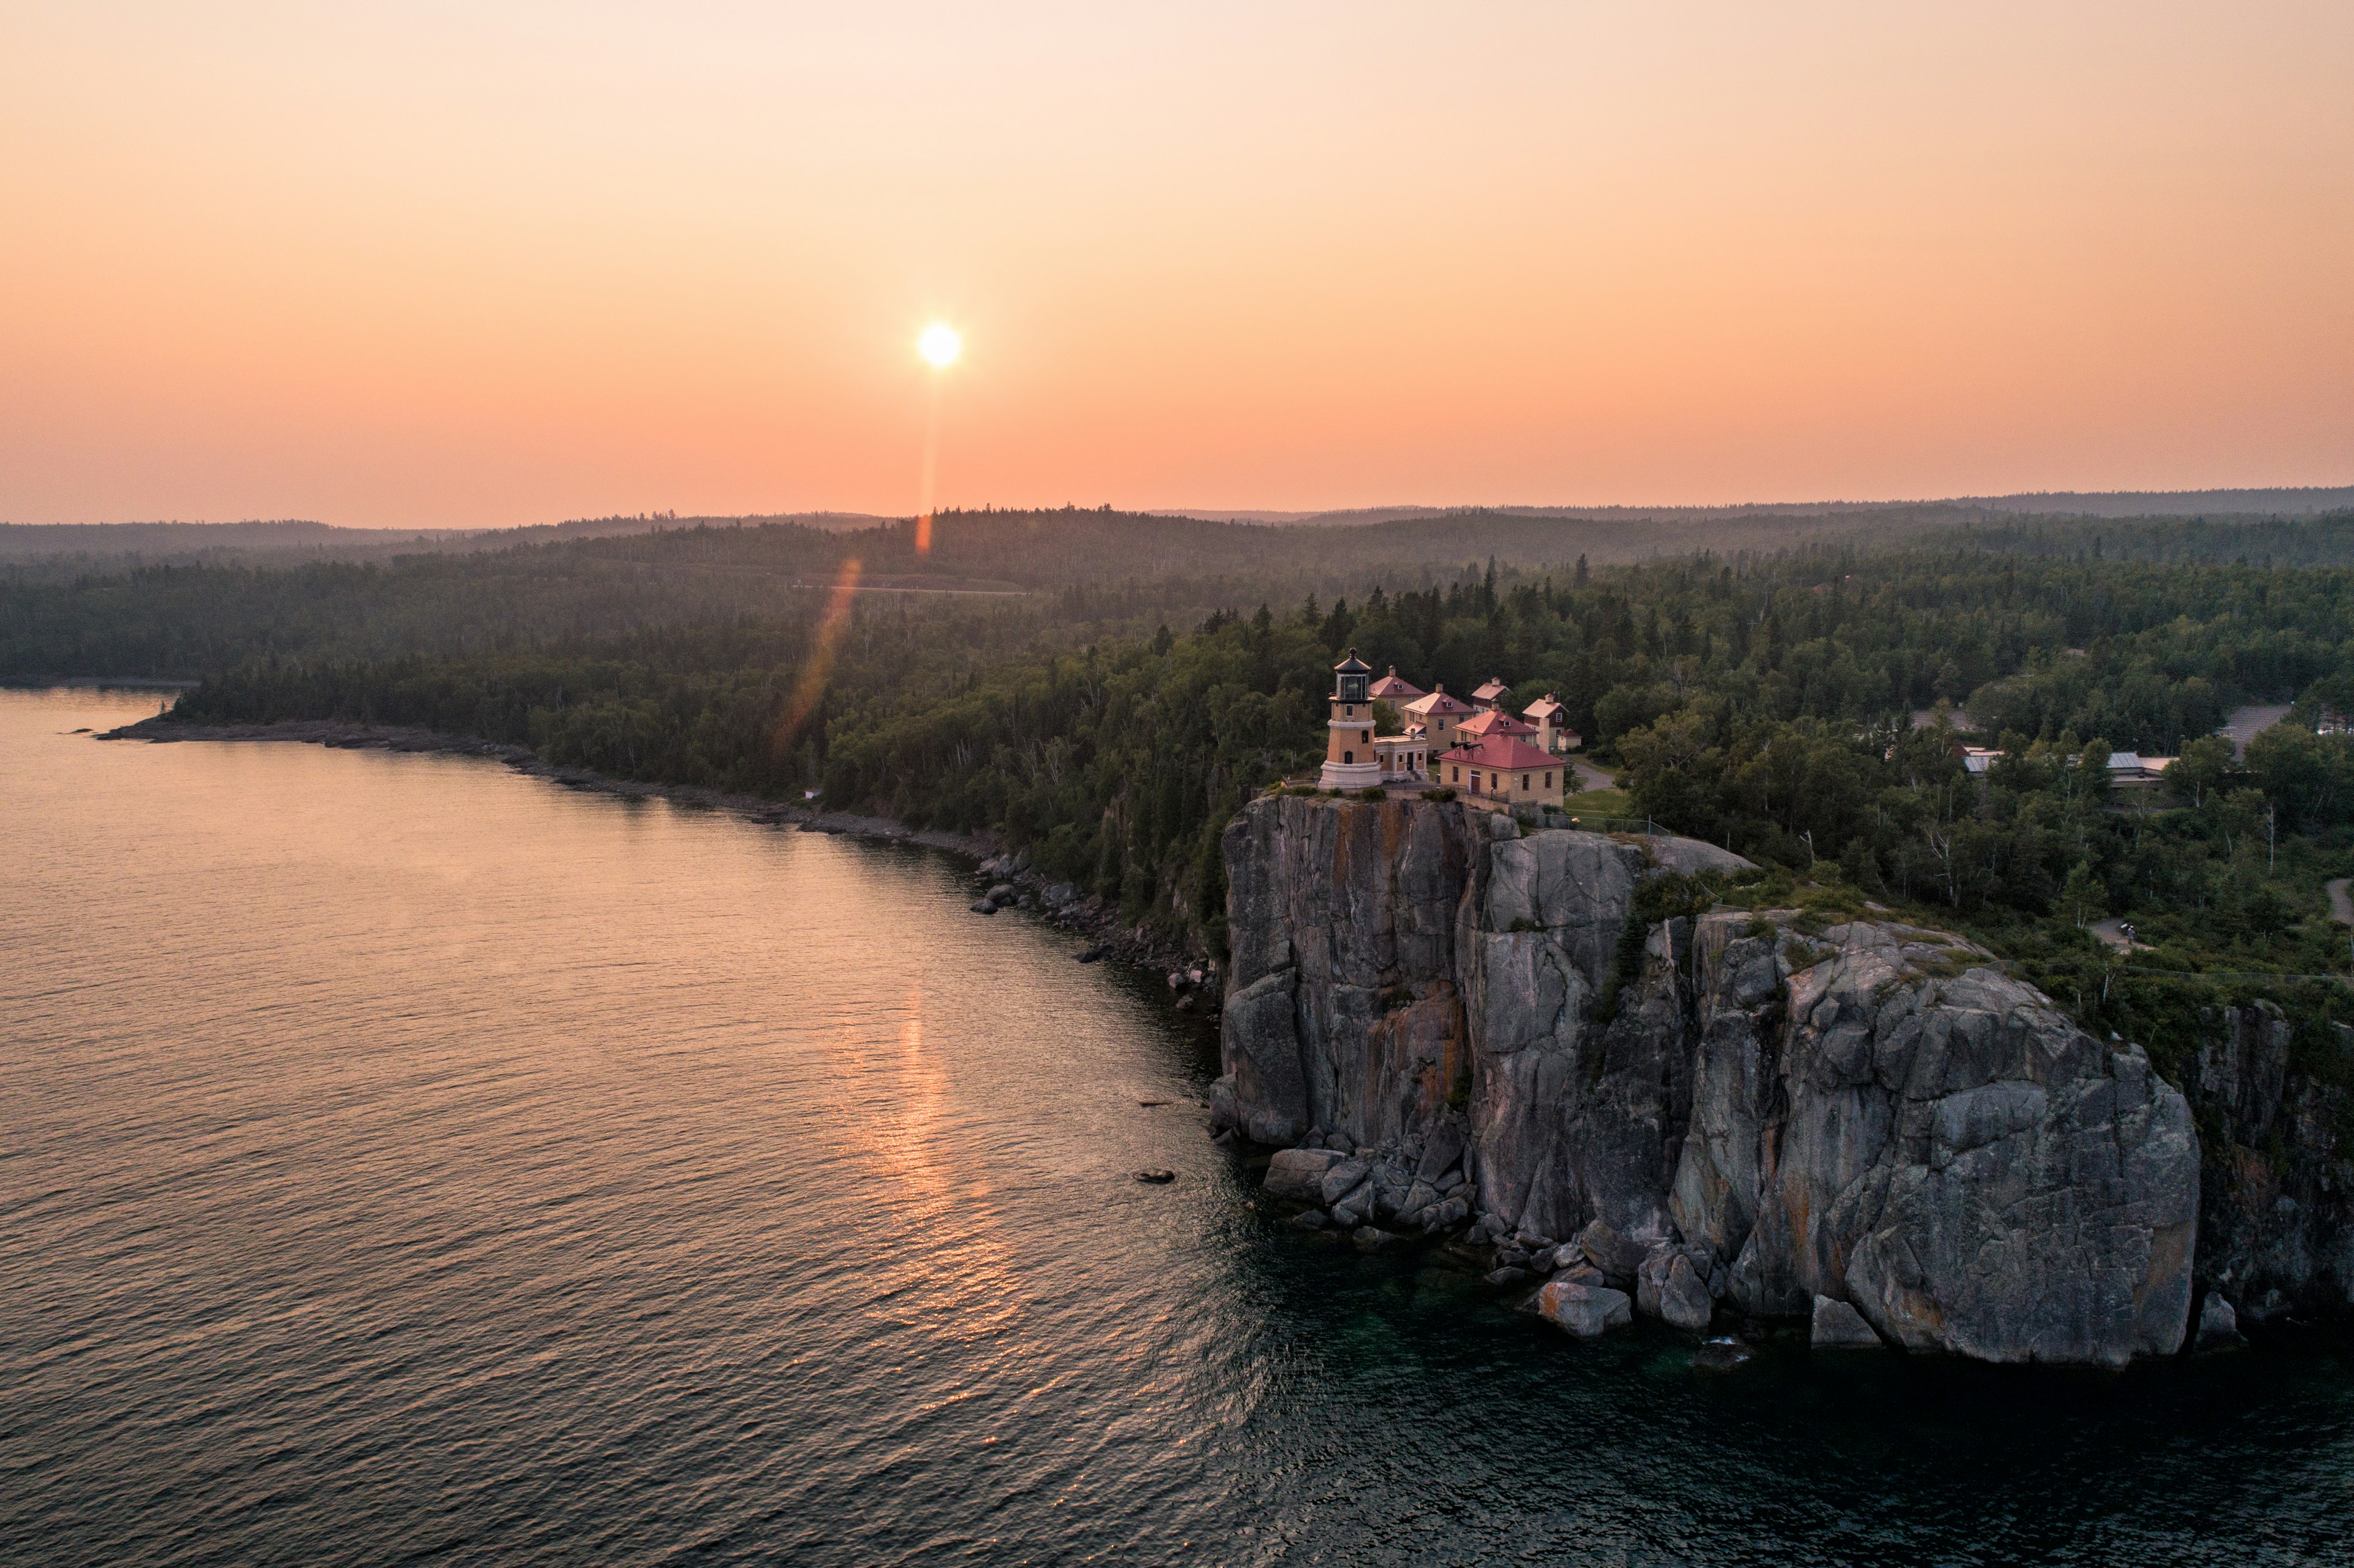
[0,511,888,565]
[9,489,2348,580]
[1162,486,2354,527]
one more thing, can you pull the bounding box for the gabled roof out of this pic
[1471,677,1510,702]
[1437,734,1560,772]
[1522,693,1564,719]
[1455,709,1537,740]
[1403,686,1474,717]
[1334,647,1372,675]
[1368,666,1426,701]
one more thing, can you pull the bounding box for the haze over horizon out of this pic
[6,2,2350,528]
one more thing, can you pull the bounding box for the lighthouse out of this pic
[1317,649,1384,791]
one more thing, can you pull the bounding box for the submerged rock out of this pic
[1134,1169,1176,1185]
[969,899,997,915]
[1810,1296,1884,1350]
[1693,1338,1754,1372]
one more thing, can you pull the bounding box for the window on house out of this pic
[1451,766,1460,783]
[1521,775,1529,790]
[1544,772,1552,789]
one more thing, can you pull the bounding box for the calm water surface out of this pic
[6,687,2354,1566]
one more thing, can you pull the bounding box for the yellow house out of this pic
[1434,734,1565,813]
[1401,685,1476,751]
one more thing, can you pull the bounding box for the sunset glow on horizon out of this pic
[4,2,2350,527]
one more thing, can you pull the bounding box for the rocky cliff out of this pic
[1213,795,2208,1367]
[2183,1003,2354,1325]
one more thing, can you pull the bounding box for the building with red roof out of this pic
[1470,677,1511,711]
[1520,693,1582,755]
[1401,685,1476,750]
[1434,734,1565,812]
[1454,708,1538,744]
[1367,666,1426,702]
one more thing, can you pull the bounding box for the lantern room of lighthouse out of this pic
[1317,649,1384,791]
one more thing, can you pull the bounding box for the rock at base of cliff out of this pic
[1575,1220,1646,1286]
[2193,1293,2245,1352]
[969,899,997,915]
[1637,1250,1715,1333]
[1354,1226,1405,1253]
[1415,1195,1471,1234]
[1319,1159,1372,1209]
[1811,1296,1886,1350]
[1263,1147,1344,1203]
[1292,1209,1328,1230]
[1536,1279,1633,1338]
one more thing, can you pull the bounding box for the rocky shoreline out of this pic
[96,714,1221,991]
[1213,794,2241,1366]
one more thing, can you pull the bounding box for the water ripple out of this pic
[5,688,2353,1566]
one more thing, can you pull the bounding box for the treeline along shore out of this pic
[13,503,2354,1314]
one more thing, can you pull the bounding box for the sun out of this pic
[917,322,962,368]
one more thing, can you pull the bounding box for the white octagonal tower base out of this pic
[1317,759,1384,790]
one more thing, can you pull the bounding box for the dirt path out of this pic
[2087,918,2149,952]
[2328,878,2353,927]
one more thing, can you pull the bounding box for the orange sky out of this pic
[4,2,2350,527]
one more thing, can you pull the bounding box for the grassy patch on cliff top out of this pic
[1561,787,1632,819]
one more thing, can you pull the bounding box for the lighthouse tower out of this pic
[1317,649,1384,791]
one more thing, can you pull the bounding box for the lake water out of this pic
[6,685,2354,1567]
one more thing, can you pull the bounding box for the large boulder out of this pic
[1639,1247,1715,1332]
[1810,1296,1884,1350]
[1536,1279,1633,1338]
[1318,1157,1373,1209]
[1575,1219,1648,1285]
[1262,1147,1344,1203]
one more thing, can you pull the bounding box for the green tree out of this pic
[2164,734,2233,808]
[2059,859,2108,928]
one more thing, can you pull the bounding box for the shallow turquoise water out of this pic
[4,687,2352,1566]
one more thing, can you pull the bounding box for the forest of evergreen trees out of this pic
[8,508,2353,1075]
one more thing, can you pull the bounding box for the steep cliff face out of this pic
[1670,916,2196,1364]
[1216,796,1493,1148]
[2184,1004,2354,1321]
[1214,795,2207,1368]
